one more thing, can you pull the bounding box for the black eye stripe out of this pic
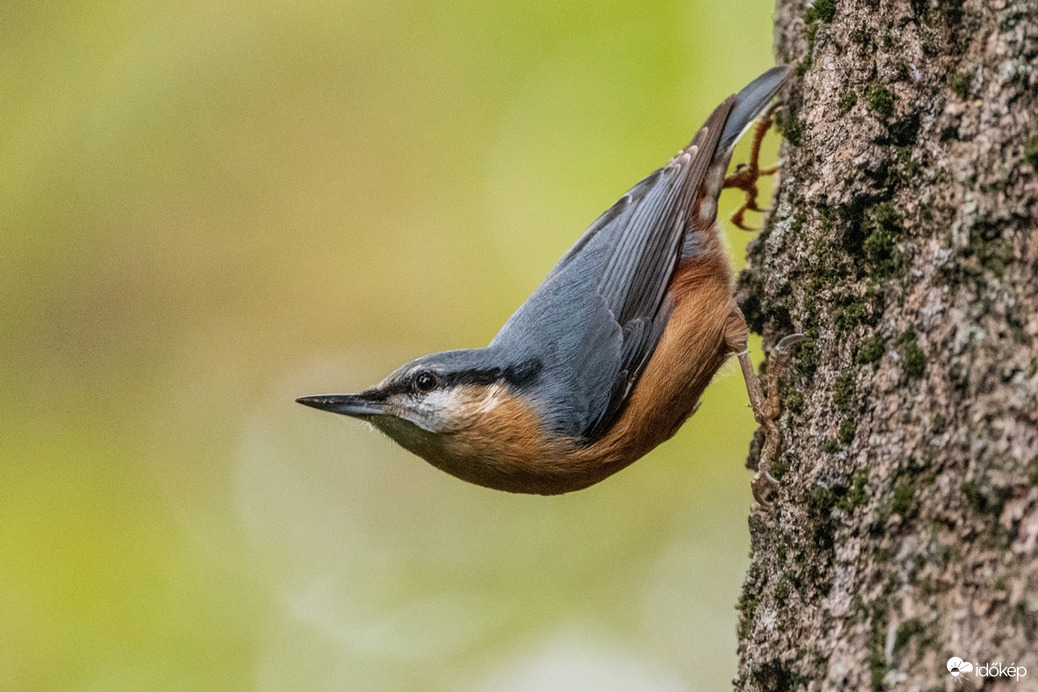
[361,358,543,401]
[437,360,543,389]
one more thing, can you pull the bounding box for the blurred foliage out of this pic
[1,0,778,689]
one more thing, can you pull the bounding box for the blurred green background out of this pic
[1,1,779,689]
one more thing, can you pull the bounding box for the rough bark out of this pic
[734,0,1038,689]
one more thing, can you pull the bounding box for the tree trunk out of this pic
[734,0,1038,689]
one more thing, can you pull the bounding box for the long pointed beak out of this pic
[295,394,385,417]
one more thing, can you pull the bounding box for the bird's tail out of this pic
[677,66,791,258]
[717,66,792,154]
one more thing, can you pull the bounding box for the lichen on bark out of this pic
[734,0,1038,689]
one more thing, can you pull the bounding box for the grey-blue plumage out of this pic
[302,66,792,459]
[481,66,792,440]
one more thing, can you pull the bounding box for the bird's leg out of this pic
[732,327,804,507]
[723,104,781,231]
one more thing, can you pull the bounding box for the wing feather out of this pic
[490,68,790,440]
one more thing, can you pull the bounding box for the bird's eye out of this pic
[413,372,439,393]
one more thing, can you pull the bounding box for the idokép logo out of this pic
[948,657,1027,683]
[947,657,973,680]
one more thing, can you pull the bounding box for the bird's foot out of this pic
[738,333,804,507]
[723,104,781,231]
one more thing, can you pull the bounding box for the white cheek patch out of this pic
[424,385,507,429]
[395,389,457,432]
[419,388,462,414]
[410,387,477,432]
[391,384,507,433]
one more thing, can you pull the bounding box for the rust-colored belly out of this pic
[563,252,738,485]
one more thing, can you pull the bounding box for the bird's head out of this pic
[297,350,548,487]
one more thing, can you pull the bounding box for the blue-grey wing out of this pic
[491,68,790,440]
[488,106,731,440]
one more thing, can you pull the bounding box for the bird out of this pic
[298,66,802,503]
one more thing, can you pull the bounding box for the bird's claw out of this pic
[730,210,760,232]
[751,469,779,507]
[724,105,782,231]
[736,331,805,508]
[773,333,806,359]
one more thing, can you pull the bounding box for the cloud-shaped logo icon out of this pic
[947,657,974,677]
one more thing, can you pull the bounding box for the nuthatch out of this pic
[298,67,802,503]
